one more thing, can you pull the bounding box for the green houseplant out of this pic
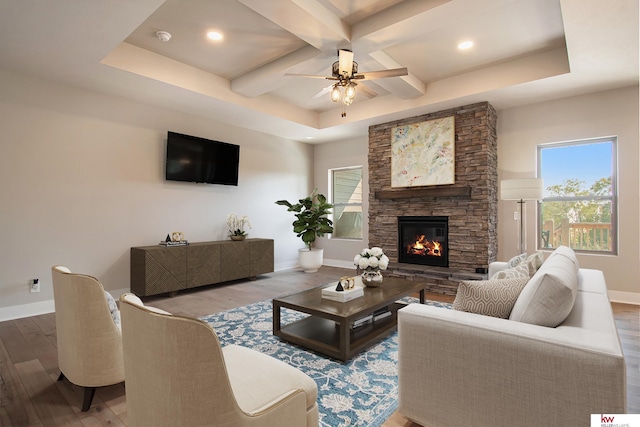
[275,191,334,273]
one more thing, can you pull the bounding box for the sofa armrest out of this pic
[487,261,508,278]
[397,303,626,427]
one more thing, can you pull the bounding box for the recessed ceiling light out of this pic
[207,31,223,41]
[458,41,474,50]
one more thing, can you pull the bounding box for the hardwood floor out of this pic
[0,266,637,426]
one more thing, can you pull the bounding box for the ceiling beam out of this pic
[368,50,425,98]
[231,46,321,97]
[238,0,350,50]
[351,0,451,52]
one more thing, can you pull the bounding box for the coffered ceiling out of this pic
[0,0,637,143]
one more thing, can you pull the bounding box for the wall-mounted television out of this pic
[165,131,239,186]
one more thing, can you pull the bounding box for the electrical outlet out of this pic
[30,278,40,293]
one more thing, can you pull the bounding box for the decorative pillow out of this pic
[104,291,121,330]
[509,246,579,327]
[122,293,172,315]
[522,252,544,276]
[453,277,530,319]
[506,252,527,268]
[529,251,545,269]
[491,262,530,280]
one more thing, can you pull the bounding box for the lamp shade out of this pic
[500,178,544,201]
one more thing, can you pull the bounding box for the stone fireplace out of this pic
[398,216,449,268]
[368,102,498,295]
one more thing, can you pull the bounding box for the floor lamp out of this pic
[500,178,544,254]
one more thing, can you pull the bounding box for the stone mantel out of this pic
[374,186,471,199]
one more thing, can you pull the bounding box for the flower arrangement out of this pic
[227,213,251,237]
[354,247,389,271]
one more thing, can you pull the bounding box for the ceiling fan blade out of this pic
[284,73,336,80]
[357,83,378,99]
[338,49,354,76]
[310,84,334,100]
[354,67,408,80]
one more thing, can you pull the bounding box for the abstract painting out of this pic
[391,116,455,187]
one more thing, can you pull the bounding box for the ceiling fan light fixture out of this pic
[345,83,356,100]
[330,85,341,102]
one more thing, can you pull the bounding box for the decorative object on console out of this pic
[500,178,544,253]
[354,247,389,287]
[275,190,334,273]
[159,239,188,247]
[391,116,455,187]
[160,232,188,246]
[322,279,364,302]
[226,213,251,240]
[338,276,355,290]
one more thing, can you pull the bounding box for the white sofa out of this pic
[397,247,627,427]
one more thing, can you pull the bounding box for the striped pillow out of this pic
[453,277,530,319]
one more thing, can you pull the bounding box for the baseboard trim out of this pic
[609,290,640,305]
[0,288,131,322]
[0,300,56,322]
[323,258,355,269]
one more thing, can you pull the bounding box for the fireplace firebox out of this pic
[398,216,449,267]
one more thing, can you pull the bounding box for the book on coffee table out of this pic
[321,283,364,302]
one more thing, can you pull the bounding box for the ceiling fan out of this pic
[286,49,408,117]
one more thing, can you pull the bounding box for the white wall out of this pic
[497,86,639,301]
[313,137,369,268]
[0,71,313,319]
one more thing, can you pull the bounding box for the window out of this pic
[330,167,363,239]
[537,137,617,254]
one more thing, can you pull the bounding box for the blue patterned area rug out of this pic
[200,298,451,427]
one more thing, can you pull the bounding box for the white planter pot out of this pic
[298,248,324,273]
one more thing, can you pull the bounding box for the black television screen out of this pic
[165,131,239,186]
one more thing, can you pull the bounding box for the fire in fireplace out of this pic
[398,216,448,267]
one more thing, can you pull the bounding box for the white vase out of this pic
[298,248,323,273]
[361,269,384,287]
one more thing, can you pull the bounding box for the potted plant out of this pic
[275,190,334,273]
[226,213,251,241]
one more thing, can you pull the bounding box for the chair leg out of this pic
[57,372,66,382]
[81,387,96,412]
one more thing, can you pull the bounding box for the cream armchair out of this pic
[51,266,124,411]
[119,293,318,427]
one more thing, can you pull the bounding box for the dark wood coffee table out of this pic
[272,276,425,362]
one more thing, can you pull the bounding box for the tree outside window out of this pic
[330,167,363,239]
[537,138,617,254]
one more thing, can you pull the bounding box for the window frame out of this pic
[329,165,364,241]
[536,136,618,255]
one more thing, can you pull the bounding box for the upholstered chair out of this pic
[119,293,319,427]
[51,266,124,411]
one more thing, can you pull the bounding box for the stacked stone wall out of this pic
[368,102,498,294]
